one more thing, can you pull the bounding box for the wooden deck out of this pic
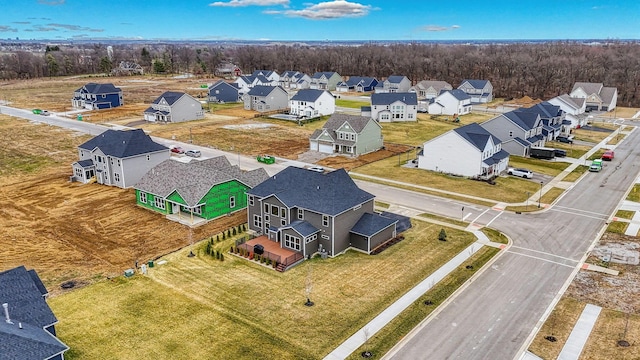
[240,236,304,271]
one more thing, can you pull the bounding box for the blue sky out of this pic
[2,0,639,41]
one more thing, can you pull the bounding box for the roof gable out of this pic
[78,129,168,158]
[453,122,501,150]
[371,92,417,105]
[77,82,121,94]
[290,89,327,102]
[322,114,374,133]
[460,79,490,89]
[247,85,285,97]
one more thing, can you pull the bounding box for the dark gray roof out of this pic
[76,82,121,95]
[75,159,94,168]
[247,167,375,216]
[518,102,561,119]
[361,106,371,111]
[386,75,407,84]
[283,220,320,237]
[135,156,269,207]
[247,85,285,97]
[0,320,68,360]
[442,89,471,101]
[321,114,373,133]
[143,106,169,115]
[251,70,277,78]
[311,72,339,79]
[453,123,502,150]
[290,89,328,102]
[503,111,540,131]
[339,76,377,87]
[350,213,397,237]
[208,80,239,98]
[152,91,186,106]
[512,137,529,146]
[572,82,603,96]
[371,92,417,105]
[460,79,490,89]
[79,129,168,158]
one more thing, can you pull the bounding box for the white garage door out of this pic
[319,143,333,154]
[310,141,319,151]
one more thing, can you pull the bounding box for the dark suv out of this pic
[556,136,574,144]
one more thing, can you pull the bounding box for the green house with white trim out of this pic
[134,156,269,226]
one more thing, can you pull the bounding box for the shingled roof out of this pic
[76,82,121,94]
[152,91,186,106]
[453,123,502,151]
[79,129,168,158]
[290,89,328,102]
[371,92,417,105]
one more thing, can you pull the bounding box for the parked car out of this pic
[554,149,567,157]
[589,162,602,172]
[556,135,574,144]
[602,150,615,161]
[507,167,533,179]
[170,146,185,154]
[308,166,325,173]
[185,150,201,158]
[41,110,50,116]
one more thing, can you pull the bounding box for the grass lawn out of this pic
[507,156,569,177]
[562,165,589,182]
[206,102,243,112]
[353,156,542,203]
[615,210,635,220]
[606,221,628,234]
[375,201,390,209]
[50,220,479,359]
[541,187,565,204]
[547,141,591,159]
[419,213,468,228]
[587,149,607,160]
[626,185,640,202]
[336,99,369,109]
[480,227,509,244]
[573,128,615,144]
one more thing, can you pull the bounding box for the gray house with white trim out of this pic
[481,110,545,157]
[246,167,397,258]
[458,79,493,104]
[144,91,204,123]
[243,85,288,112]
[70,129,170,188]
[375,75,412,93]
[309,72,342,91]
[309,114,383,156]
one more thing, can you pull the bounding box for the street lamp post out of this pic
[538,181,543,208]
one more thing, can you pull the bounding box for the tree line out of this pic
[1,41,639,107]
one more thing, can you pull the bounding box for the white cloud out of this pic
[265,0,372,19]
[209,0,289,7]
[421,24,460,32]
[38,0,65,5]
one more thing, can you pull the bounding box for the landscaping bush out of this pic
[232,227,237,236]
[438,228,447,241]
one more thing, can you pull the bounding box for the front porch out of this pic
[238,236,304,272]
[166,211,208,227]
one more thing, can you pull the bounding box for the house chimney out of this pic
[3,303,13,324]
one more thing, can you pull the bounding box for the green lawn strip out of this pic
[375,201,390,209]
[353,156,540,203]
[336,99,369,109]
[505,187,565,212]
[626,184,640,202]
[547,141,591,159]
[508,156,569,176]
[480,227,509,244]
[615,210,635,220]
[528,297,585,360]
[573,128,613,143]
[540,187,565,204]
[606,221,629,234]
[383,113,495,146]
[52,221,476,359]
[587,149,606,160]
[418,213,468,228]
[561,165,589,182]
[345,247,500,360]
[207,102,243,112]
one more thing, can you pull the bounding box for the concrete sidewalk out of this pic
[557,304,602,360]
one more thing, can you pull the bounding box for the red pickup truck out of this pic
[602,150,615,161]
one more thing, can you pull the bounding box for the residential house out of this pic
[481,110,545,157]
[251,70,280,83]
[336,76,379,92]
[215,62,242,78]
[428,89,472,116]
[144,91,204,123]
[457,79,493,104]
[233,73,279,95]
[418,122,509,179]
[548,94,588,130]
[135,156,268,225]
[70,129,169,188]
[111,61,143,76]
[569,82,618,111]
[517,102,565,141]
[279,71,311,90]
[309,71,342,91]
[309,114,383,156]
[374,75,412,93]
[410,80,453,100]
[370,92,418,122]
[243,85,289,112]
[289,89,335,118]
[71,82,123,110]
[0,266,69,360]
[246,166,397,258]
[208,80,240,103]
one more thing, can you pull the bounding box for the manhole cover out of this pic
[544,336,557,342]
[618,340,630,347]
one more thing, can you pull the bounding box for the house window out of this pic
[248,195,254,206]
[114,173,120,182]
[322,215,329,227]
[322,234,330,240]
[264,203,270,213]
[154,196,165,210]
[139,192,147,204]
[147,155,150,161]
[230,196,236,208]
[253,215,262,228]
[509,131,513,137]
[281,207,286,218]
[265,214,270,222]
[298,209,304,220]
[350,134,355,141]
[281,218,286,226]
[271,205,279,216]
[306,234,317,243]
[284,234,301,251]
[117,159,121,166]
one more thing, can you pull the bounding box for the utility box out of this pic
[124,269,135,277]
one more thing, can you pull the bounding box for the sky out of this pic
[1,0,639,42]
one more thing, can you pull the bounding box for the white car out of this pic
[308,166,325,173]
[185,150,201,158]
[507,167,533,179]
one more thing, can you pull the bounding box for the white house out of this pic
[458,79,493,104]
[289,89,335,118]
[370,92,418,122]
[418,122,509,179]
[280,71,311,89]
[569,82,618,112]
[548,94,588,129]
[428,89,472,116]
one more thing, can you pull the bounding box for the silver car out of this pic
[185,150,201,158]
[507,167,533,179]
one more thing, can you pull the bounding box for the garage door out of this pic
[310,141,318,151]
[319,143,333,154]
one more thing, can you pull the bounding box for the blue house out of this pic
[336,76,379,93]
[208,80,240,103]
[72,82,123,110]
[0,266,69,360]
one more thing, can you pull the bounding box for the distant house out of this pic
[233,75,255,95]
[135,156,269,225]
[418,122,509,179]
[233,72,279,95]
[410,80,453,100]
[336,76,379,93]
[70,129,170,188]
[72,82,123,110]
[309,71,342,91]
[370,92,418,122]
[457,79,493,104]
[374,75,412,93]
[246,166,397,259]
[243,85,289,112]
[309,114,383,156]
[279,71,311,90]
[144,91,204,123]
[428,89,472,116]
[481,110,545,157]
[0,266,69,360]
[517,102,565,141]
[251,70,280,83]
[208,80,240,103]
[548,94,588,130]
[289,89,336,118]
[569,82,618,112]
[111,61,143,76]
[215,62,242,78]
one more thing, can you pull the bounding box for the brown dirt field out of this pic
[317,143,414,171]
